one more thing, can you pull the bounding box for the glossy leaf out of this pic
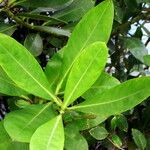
[124,37,148,63]
[71,77,150,117]
[4,103,56,142]
[83,72,120,100]
[0,67,27,96]
[65,124,88,150]
[0,33,58,103]
[63,42,108,108]
[24,33,43,57]
[30,115,64,150]
[144,55,150,66]
[56,0,114,93]
[132,129,147,150]
[89,126,109,140]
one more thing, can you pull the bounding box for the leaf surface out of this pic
[63,42,108,108]
[71,77,150,117]
[4,103,56,142]
[0,33,58,103]
[56,0,114,93]
[30,115,64,150]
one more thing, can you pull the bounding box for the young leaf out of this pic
[0,67,27,96]
[65,124,88,150]
[111,135,122,149]
[111,115,128,132]
[63,42,108,109]
[56,0,114,93]
[24,33,43,57]
[0,33,59,104]
[30,115,64,150]
[82,72,120,100]
[70,77,150,117]
[89,126,109,140]
[132,129,147,150]
[4,103,56,142]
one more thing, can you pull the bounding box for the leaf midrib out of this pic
[72,89,149,109]
[64,49,102,107]
[56,1,110,93]
[47,115,61,150]
[0,43,56,100]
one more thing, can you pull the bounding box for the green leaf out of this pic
[0,122,29,150]
[44,49,63,92]
[15,0,72,8]
[33,26,71,37]
[89,126,109,140]
[4,103,56,142]
[82,72,120,100]
[111,135,122,149]
[56,0,114,93]
[0,67,27,96]
[124,37,148,63]
[63,42,108,108]
[24,33,43,57]
[72,115,107,131]
[144,55,150,66]
[0,23,17,36]
[65,124,88,150]
[51,0,94,23]
[132,129,147,150]
[111,115,128,132]
[30,115,64,150]
[0,33,59,104]
[71,77,150,117]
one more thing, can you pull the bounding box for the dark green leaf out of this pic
[24,33,43,57]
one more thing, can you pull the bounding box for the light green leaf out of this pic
[89,126,109,140]
[0,23,17,36]
[0,67,27,96]
[111,135,122,148]
[56,0,114,93]
[132,129,147,150]
[4,103,56,142]
[144,55,150,66]
[65,124,88,150]
[63,42,108,109]
[0,33,59,104]
[70,77,150,117]
[0,122,29,150]
[124,37,148,63]
[82,72,120,100]
[30,115,64,150]
[24,33,43,57]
